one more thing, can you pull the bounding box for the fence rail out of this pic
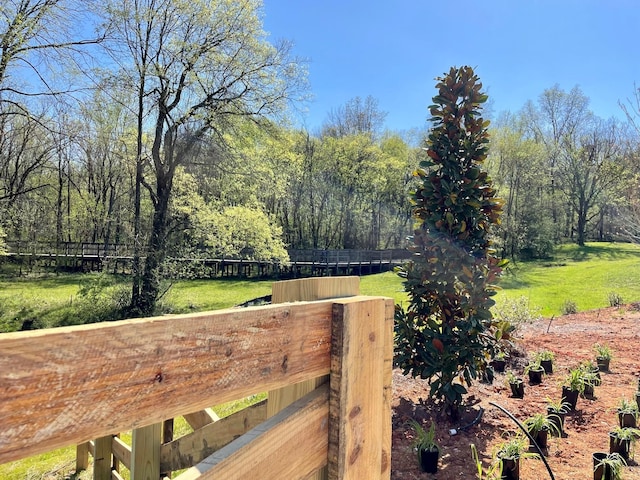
[0,280,392,479]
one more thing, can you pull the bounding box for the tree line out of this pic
[1,1,640,314]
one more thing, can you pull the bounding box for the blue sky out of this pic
[263,0,640,133]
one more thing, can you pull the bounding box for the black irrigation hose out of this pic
[449,406,485,435]
[489,401,556,480]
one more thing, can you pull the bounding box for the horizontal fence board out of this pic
[160,400,267,471]
[176,384,329,480]
[0,301,335,464]
[112,435,131,470]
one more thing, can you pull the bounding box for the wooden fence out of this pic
[0,277,393,479]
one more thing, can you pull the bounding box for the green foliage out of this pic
[608,291,623,307]
[524,413,560,437]
[409,419,439,452]
[594,343,613,360]
[395,66,505,415]
[471,443,503,480]
[560,299,578,315]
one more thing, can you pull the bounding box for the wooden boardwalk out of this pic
[4,242,410,278]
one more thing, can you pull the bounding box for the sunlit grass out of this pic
[495,242,640,316]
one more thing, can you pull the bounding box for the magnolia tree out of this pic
[395,66,506,417]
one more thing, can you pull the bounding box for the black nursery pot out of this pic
[492,359,507,373]
[510,381,525,398]
[530,428,549,452]
[547,409,565,436]
[618,411,637,428]
[540,359,553,374]
[562,386,579,410]
[609,433,631,461]
[500,456,520,480]
[593,452,612,480]
[597,357,610,371]
[528,368,544,385]
[418,448,439,473]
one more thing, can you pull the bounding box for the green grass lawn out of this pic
[2,241,640,478]
[496,242,640,316]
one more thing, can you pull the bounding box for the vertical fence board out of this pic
[328,297,387,480]
[269,276,359,480]
[93,436,112,480]
[75,442,89,472]
[131,423,161,480]
[381,299,394,480]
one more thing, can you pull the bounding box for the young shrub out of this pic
[395,66,506,417]
[608,292,623,307]
[561,299,578,315]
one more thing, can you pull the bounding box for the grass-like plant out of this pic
[408,419,439,453]
[594,343,613,360]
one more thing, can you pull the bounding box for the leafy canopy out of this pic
[395,66,505,414]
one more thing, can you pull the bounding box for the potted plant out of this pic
[562,367,586,410]
[523,413,561,451]
[593,452,626,480]
[535,349,555,374]
[582,367,602,398]
[524,359,545,385]
[616,398,638,428]
[636,377,640,411]
[495,436,539,480]
[581,359,601,381]
[471,443,503,480]
[546,397,570,437]
[594,343,612,371]
[409,419,439,473]
[506,371,525,399]
[491,351,508,373]
[608,426,640,461]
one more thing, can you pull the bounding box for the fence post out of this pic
[131,423,161,480]
[328,297,393,480]
[75,442,90,473]
[268,276,360,480]
[93,435,112,480]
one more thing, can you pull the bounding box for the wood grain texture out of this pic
[160,400,267,471]
[328,297,387,480]
[0,301,334,464]
[271,276,360,303]
[381,299,394,480]
[111,436,131,470]
[175,384,329,480]
[131,423,161,480]
[269,276,359,480]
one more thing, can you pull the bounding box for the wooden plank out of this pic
[183,408,219,430]
[0,301,333,464]
[160,400,267,471]
[328,297,386,480]
[175,384,329,480]
[111,470,125,480]
[131,423,161,480]
[269,277,359,480]
[271,276,359,303]
[75,442,89,472]
[94,435,113,480]
[111,436,131,470]
[381,299,394,480]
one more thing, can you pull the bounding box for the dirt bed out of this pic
[391,305,640,479]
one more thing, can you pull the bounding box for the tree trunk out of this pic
[137,182,170,315]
